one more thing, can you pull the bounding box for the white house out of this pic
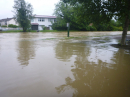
[31,15,56,30]
[0,18,18,27]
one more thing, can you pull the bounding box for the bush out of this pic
[113,26,123,31]
[41,25,46,30]
[2,25,7,27]
[52,23,67,31]
[8,24,18,28]
[86,26,97,31]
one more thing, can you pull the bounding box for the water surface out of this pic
[0,31,130,97]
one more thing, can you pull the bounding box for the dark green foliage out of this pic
[8,24,18,28]
[13,0,33,32]
[53,1,125,31]
[1,25,7,27]
[86,26,97,31]
[52,1,92,31]
[52,23,67,31]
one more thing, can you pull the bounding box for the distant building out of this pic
[0,18,18,27]
[0,15,57,30]
[31,15,57,30]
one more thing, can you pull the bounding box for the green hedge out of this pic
[1,25,7,27]
[86,26,97,31]
[113,26,123,31]
[8,24,18,28]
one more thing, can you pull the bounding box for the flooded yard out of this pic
[0,31,130,97]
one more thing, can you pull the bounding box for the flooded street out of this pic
[0,31,130,97]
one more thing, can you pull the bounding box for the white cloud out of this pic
[0,0,60,19]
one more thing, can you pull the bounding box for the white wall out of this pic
[38,25,43,30]
[0,21,6,26]
[0,19,18,27]
[31,17,56,30]
[31,18,54,27]
[7,19,18,26]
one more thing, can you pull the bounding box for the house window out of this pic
[48,19,53,22]
[54,19,57,22]
[5,22,7,25]
[38,18,45,22]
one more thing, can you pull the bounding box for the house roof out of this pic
[31,23,39,25]
[34,15,56,18]
[0,18,13,22]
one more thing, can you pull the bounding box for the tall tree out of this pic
[53,1,92,31]
[13,0,33,32]
[63,0,130,45]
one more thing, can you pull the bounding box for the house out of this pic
[0,18,18,27]
[31,15,56,30]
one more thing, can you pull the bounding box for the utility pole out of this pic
[67,23,70,37]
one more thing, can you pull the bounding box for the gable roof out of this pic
[34,15,56,18]
[0,18,13,22]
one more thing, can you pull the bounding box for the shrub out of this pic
[113,26,123,31]
[41,25,46,30]
[86,26,97,31]
[8,24,18,28]
[2,25,7,27]
[52,23,67,31]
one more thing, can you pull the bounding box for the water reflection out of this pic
[55,41,90,62]
[17,33,37,66]
[112,49,130,65]
[55,39,130,97]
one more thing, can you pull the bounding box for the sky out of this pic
[0,0,60,19]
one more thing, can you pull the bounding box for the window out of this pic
[54,19,57,22]
[5,22,7,25]
[38,18,45,22]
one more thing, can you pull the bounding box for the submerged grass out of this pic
[65,37,80,39]
[42,38,57,40]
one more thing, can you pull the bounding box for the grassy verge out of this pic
[0,30,23,33]
[0,30,65,33]
[0,30,37,33]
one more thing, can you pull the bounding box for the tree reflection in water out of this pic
[55,40,130,97]
[17,33,37,66]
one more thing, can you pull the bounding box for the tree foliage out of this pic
[52,1,124,31]
[52,1,93,31]
[13,0,33,32]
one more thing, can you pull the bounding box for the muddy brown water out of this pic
[0,31,130,97]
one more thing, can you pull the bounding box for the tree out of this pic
[13,0,33,32]
[63,0,130,45]
[53,1,93,31]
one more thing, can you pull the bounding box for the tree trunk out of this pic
[23,27,26,32]
[121,16,129,45]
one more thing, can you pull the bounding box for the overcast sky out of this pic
[0,0,60,19]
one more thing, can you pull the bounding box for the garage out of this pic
[31,23,39,30]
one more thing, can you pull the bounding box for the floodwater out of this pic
[0,31,130,97]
